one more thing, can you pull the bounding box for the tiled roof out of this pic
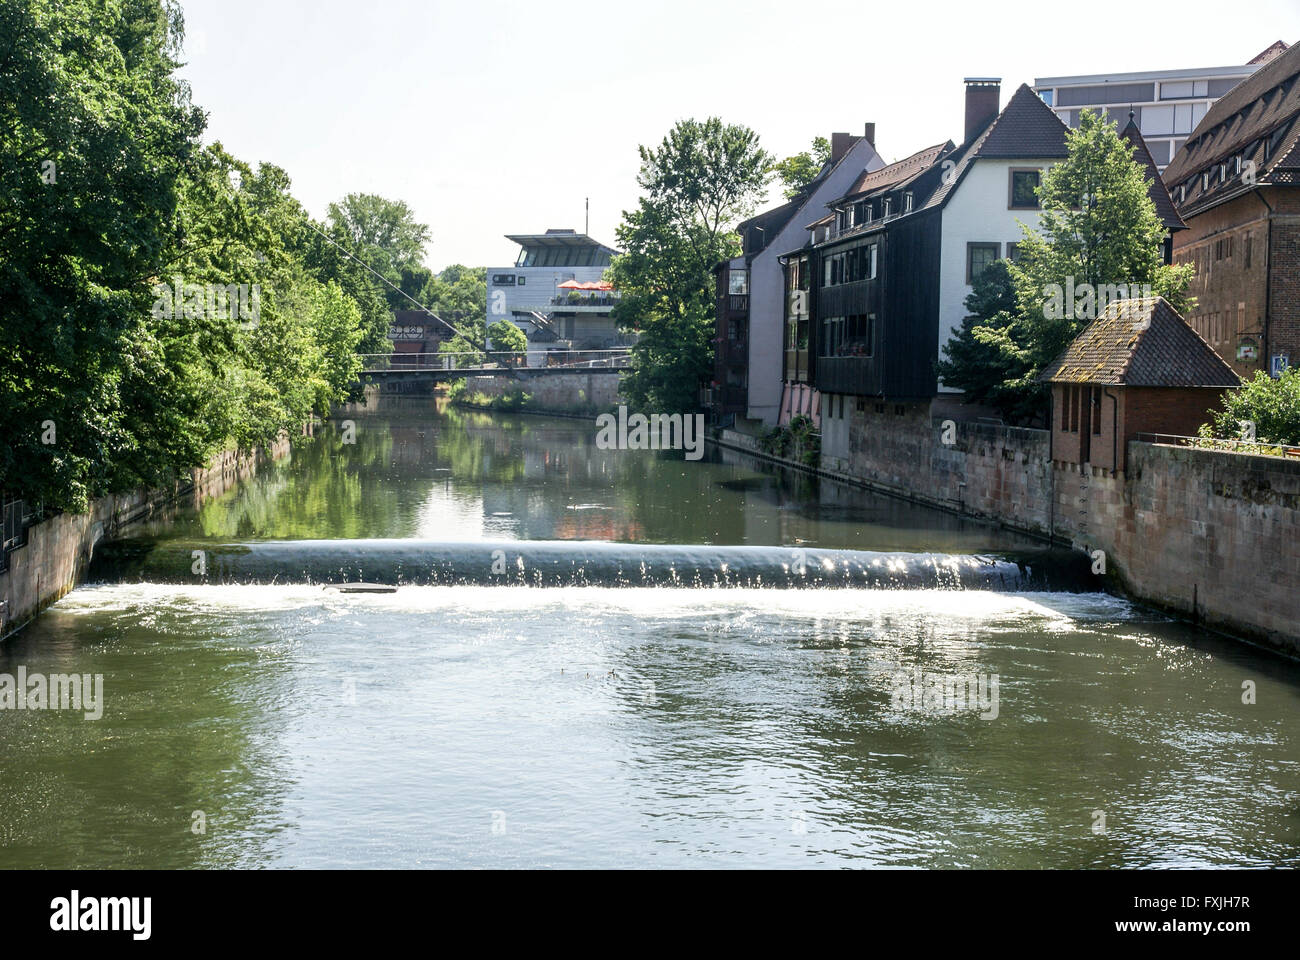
[1164,40,1300,214]
[841,143,951,202]
[1039,297,1241,387]
[974,83,1073,159]
[738,198,803,257]
[1119,117,1185,231]
[921,84,1069,213]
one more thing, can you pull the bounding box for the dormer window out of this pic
[903,192,914,214]
[883,197,893,218]
[1202,171,1211,191]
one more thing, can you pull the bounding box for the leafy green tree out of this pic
[0,0,381,511]
[943,109,1195,423]
[1200,367,1300,446]
[773,136,831,199]
[487,319,526,354]
[0,0,203,511]
[608,118,772,413]
[933,260,1040,421]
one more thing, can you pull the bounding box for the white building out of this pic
[487,229,624,358]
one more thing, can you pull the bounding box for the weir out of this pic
[88,538,1095,591]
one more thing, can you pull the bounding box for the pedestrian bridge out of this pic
[358,349,630,382]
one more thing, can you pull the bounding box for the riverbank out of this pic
[0,436,291,640]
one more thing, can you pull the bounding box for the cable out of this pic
[302,219,482,346]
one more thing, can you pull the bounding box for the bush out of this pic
[1199,367,1300,446]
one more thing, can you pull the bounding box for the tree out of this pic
[773,136,831,200]
[608,118,772,413]
[1200,367,1300,446]
[933,260,1039,422]
[487,319,526,354]
[0,0,385,512]
[325,193,432,313]
[0,0,204,511]
[942,109,1195,423]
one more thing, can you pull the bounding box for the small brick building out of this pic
[1040,297,1240,473]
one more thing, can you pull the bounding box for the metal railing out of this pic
[549,295,618,307]
[1136,432,1300,459]
[358,348,632,372]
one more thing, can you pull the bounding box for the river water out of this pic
[2,397,1298,868]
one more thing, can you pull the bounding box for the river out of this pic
[2,396,1298,868]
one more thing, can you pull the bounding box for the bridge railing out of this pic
[359,349,632,373]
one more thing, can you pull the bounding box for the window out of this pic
[882,197,892,218]
[1070,385,1080,433]
[729,269,749,295]
[1009,169,1041,209]
[1245,233,1253,269]
[517,276,525,286]
[903,192,914,214]
[492,274,516,285]
[1039,89,1054,107]
[1007,242,1022,263]
[967,243,1000,283]
[1091,388,1102,435]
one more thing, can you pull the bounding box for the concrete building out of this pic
[1165,40,1300,381]
[486,229,625,359]
[1034,41,1289,172]
[709,128,884,430]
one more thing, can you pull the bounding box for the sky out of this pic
[177,0,1300,272]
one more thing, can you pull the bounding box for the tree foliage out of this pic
[773,136,831,200]
[609,118,772,413]
[1200,367,1300,446]
[0,0,397,512]
[938,110,1195,424]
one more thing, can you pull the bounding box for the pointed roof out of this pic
[1165,40,1300,213]
[921,84,1070,213]
[1039,297,1240,387]
[1250,40,1290,65]
[975,84,1074,159]
[1119,117,1185,230]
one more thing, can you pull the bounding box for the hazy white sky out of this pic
[177,0,1299,271]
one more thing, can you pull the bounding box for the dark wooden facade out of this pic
[808,208,942,399]
[711,262,749,417]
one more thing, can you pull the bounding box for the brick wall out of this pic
[1173,192,1270,376]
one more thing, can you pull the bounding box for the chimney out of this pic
[863,122,876,147]
[964,78,1001,144]
[831,131,855,163]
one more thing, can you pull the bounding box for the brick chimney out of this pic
[863,122,876,146]
[964,78,1001,144]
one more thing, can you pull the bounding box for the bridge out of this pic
[358,349,631,382]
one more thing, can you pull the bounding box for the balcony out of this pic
[548,294,619,311]
[717,294,749,315]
